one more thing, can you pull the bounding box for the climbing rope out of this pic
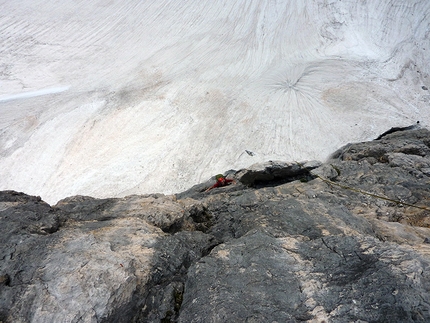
[295,161,430,212]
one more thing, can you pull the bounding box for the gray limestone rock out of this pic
[1,129,430,322]
[236,160,322,185]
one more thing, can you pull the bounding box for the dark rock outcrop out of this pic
[235,160,321,186]
[1,128,430,322]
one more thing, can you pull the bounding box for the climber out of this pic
[205,174,235,192]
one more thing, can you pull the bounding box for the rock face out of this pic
[1,128,430,322]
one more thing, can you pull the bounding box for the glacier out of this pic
[0,0,429,204]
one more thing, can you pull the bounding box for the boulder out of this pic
[236,160,322,185]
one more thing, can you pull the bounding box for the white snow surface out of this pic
[1,0,429,204]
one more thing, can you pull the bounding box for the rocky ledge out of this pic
[1,128,430,323]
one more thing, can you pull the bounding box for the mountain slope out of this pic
[1,128,430,322]
[1,0,429,203]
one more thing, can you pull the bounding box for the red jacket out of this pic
[206,177,234,191]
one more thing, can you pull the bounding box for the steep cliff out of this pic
[1,128,430,322]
